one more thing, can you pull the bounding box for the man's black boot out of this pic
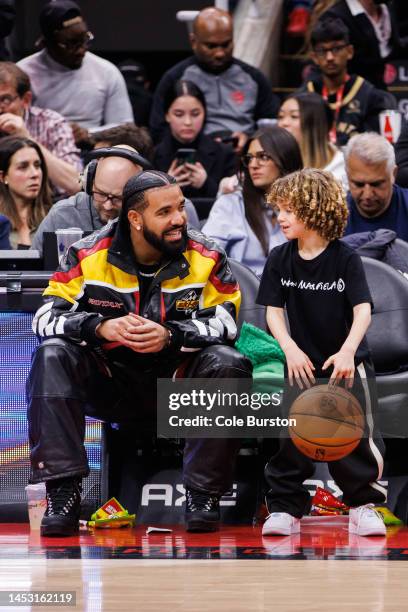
[185,487,220,532]
[40,477,82,537]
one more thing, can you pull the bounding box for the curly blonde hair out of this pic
[267,168,348,241]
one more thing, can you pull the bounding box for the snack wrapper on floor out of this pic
[310,487,349,516]
[374,506,403,525]
[87,497,136,529]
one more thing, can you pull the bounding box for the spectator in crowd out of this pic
[277,92,347,186]
[202,126,303,276]
[322,0,405,88]
[0,1,15,61]
[31,145,199,255]
[118,59,153,128]
[344,132,408,241]
[0,212,10,247]
[0,62,81,197]
[301,18,396,146]
[154,80,236,199]
[150,7,280,153]
[18,1,133,147]
[0,136,51,248]
[89,123,154,162]
[395,119,408,189]
[27,170,252,536]
[31,145,149,255]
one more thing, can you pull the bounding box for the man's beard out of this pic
[142,223,188,258]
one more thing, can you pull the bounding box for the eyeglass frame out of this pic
[92,187,123,207]
[313,43,350,58]
[0,94,19,108]
[241,151,275,168]
[56,31,94,52]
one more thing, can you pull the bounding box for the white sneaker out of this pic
[262,512,301,536]
[348,504,386,536]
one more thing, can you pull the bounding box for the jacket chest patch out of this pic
[176,290,199,314]
[88,297,124,310]
[231,90,245,105]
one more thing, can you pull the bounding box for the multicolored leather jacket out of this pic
[32,219,241,368]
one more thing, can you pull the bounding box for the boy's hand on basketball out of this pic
[284,343,315,389]
[323,348,355,388]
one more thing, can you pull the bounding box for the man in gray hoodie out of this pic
[150,7,279,154]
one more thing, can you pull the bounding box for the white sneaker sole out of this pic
[349,523,386,536]
[262,522,301,536]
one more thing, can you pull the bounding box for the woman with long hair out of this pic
[277,91,347,186]
[202,126,303,276]
[154,79,236,198]
[0,136,52,248]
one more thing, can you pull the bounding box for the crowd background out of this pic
[0,0,407,273]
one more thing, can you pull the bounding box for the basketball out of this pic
[289,384,365,461]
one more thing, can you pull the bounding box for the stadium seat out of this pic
[362,257,408,439]
[190,197,215,220]
[229,259,266,331]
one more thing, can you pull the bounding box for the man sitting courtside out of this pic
[27,170,252,536]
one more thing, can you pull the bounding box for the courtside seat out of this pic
[190,197,215,221]
[362,257,408,438]
[229,259,266,331]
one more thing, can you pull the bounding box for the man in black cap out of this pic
[27,170,252,536]
[18,0,133,146]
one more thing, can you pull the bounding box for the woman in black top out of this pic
[0,136,51,249]
[153,79,236,199]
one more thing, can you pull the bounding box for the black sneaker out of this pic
[185,487,220,532]
[41,477,82,537]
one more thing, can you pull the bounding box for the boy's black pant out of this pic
[27,338,252,496]
[264,361,386,518]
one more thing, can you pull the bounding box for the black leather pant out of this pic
[27,339,252,496]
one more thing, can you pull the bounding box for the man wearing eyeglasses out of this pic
[17,0,133,147]
[0,61,80,197]
[301,18,396,146]
[31,145,148,257]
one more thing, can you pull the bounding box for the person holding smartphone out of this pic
[153,79,236,199]
[202,126,303,277]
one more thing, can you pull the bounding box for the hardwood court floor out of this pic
[1,520,408,611]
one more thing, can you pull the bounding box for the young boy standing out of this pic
[257,168,386,537]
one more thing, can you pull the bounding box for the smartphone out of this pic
[210,130,239,148]
[175,148,197,166]
[220,135,239,148]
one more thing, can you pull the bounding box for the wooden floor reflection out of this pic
[1,520,408,611]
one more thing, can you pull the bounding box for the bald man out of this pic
[150,7,279,152]
[31,144,200,256]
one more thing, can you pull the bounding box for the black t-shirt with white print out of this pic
[257,239,372,372]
